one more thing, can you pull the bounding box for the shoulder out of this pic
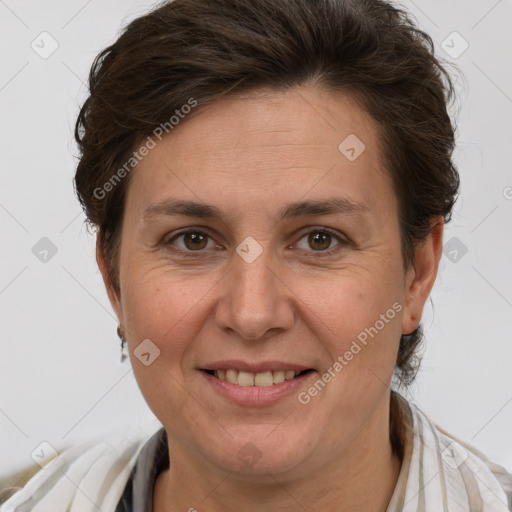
[406,398,512,511]
[0,432,149,512]
[432,417,512,510]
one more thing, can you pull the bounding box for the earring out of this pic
[117,326,128,363]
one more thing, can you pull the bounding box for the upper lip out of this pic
[201,360,314,373]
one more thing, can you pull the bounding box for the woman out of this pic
[2,0,511,510]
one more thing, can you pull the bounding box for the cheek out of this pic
[292,273,403,453]
[296,263,403,337]
[292,258,405,386]
[121,271,211,430]
[121,269,214,365]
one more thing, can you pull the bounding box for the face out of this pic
[99,85,441,479]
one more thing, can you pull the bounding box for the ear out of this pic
[96,234,124,326]
[401,217,444,335]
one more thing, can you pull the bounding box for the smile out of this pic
[205,369,313,387]
[200,367,316,406]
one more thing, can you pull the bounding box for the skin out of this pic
[97,85,443,511]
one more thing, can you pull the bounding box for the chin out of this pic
[197,425,315,477]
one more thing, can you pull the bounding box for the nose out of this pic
[214,244,295,341]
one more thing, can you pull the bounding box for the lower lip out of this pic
[200,370,316,406]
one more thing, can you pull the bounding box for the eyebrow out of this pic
[142,196,369,224]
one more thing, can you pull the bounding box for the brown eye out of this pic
[294,228,345,255]
[307,232,332,251]
[167,230,215,251]
[182,231,208,250]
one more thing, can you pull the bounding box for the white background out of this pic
[1,0,511,496]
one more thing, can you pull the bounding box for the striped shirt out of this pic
[2,392,511,511]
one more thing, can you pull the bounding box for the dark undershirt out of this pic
[115,427,169,512]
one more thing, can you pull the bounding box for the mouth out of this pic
[202,368,314,387]
[199,363,318,406]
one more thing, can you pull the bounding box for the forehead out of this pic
[125,85,395,222]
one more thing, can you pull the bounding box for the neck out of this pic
[154,391,405,512]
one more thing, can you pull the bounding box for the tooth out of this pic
[226,369,239,384]
[272,370,285,384]
[255,371,273,387]
[238,371,255,386]
[215,369,302,385]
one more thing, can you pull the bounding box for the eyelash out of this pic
[163,227,348,257]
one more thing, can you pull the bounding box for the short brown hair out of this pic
[74,0,460,387]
